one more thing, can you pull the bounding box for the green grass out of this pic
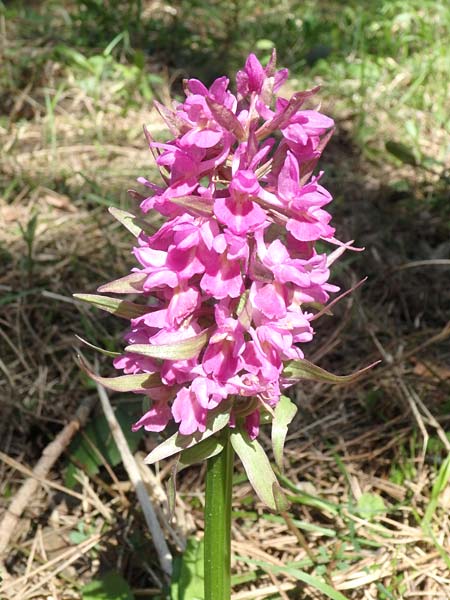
[2,0,448,179]
[285,0,450,161]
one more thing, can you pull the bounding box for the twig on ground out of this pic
[365,320,450,381]
[266,571,291,600]
[0,394,97,558]
[1,532,103,599]
[95,381,173,578]
[0,451,85,502]
[134,452,186,551]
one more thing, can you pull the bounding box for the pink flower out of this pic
[132,398,173,433]
[172,376,228,435]
[214,170,266,235]
[251,281,288,320]
[256,236,331,289]
[281,109,334,160]
[245,411,260,439]
[277,152,335,241]
[200,232,248,299]
[186,76,237,113]
[203,314,246,382]
[94,50,355,442]
[236,52,288,98]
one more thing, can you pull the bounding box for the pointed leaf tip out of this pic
[230,428,287,512]
[108,207,141,237]
[76,355,162,392]
[73,293,150,319]
[256,86,320,140]
[97,272,147,294]
[282,358,380,385]
[272,395,297,473]
[109,206,156,237]
[125,328,210,360]
[75,335,120,357]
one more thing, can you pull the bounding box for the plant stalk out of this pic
[204,431,234,599]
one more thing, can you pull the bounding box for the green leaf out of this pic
[69,522,96,544]
[145,407,231,465]
[230,428,288,512]
[125,329,210,360]
[77,356,162,391]
[431,453,450,501]
[97,272,147,294]
[276,471,340,515]
[109,207,142,237]
[422,454,450,527]
[385,140,417,166]
[108,207,155,237]
[356,492,386,521]
[73,294,150,319]
[238,558,349,600]
[82,571,134,600]
[65,403,143,488]
[180,434,225,469]
[75,335,120,357]
[272,395,297,472]
[166,435,228,518]
[283,358,378,385]
[169,195,213,217]
[170,537,204,600]
[261,513,336,537]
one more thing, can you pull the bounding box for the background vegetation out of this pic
[1,1,449,598]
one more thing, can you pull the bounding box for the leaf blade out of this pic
[109,207,143,237]
[230,428,288,512]
[125,329,210,360]
[179,434,225,469]
[272,395,297,472]
[283,359,379,385]
[145,407,231,464]
[82,571,135,600]
[74,294,150,319]
[75,335,120,357]
[97,272,147,294]
[170,538,204,600]
[237,558,349,600]
[77,355,161,392]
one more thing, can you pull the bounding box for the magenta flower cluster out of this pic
[112,52,343,440]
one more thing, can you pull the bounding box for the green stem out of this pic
[204,431,234,600]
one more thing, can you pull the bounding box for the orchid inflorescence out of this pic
[77,51,365,507]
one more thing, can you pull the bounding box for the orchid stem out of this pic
[204,431,234,600]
